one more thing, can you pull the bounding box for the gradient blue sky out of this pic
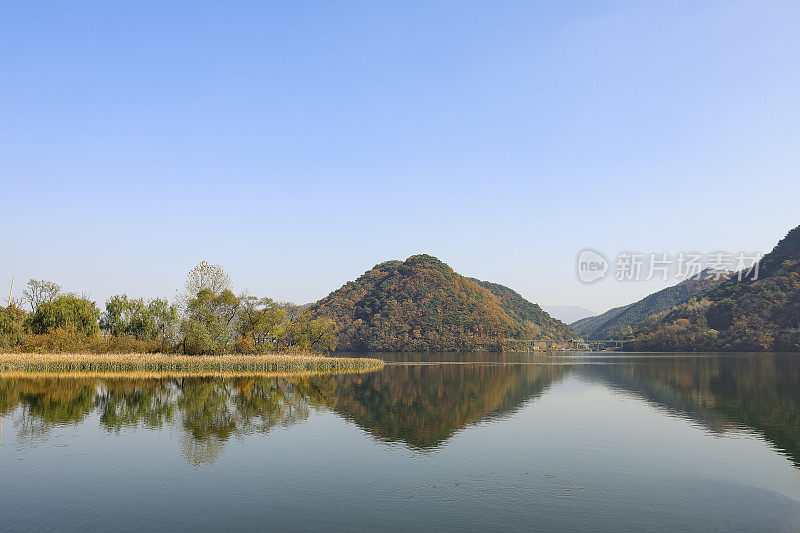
[2,1,799,313]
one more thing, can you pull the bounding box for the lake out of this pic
[1,352,800,532]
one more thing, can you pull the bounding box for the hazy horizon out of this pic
[3,1,799,313]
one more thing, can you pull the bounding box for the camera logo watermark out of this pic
[576,250,761,284]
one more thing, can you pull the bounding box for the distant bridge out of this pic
[578,339,633,351]
[502,338,634,352]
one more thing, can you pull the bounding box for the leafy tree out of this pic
[180,289,240,354]
[101,294,178,340]
[28,295,99,336]
[146,297,180,340]
[178,262,240,355]
[0,303,27,349]
[236,296,287,353]
[181,318,217,355]
[282,315,338,353]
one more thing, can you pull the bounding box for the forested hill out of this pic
[572,272,724,340]
[308,254,574,352]
[630,224,800,351]
[467,278,574,340]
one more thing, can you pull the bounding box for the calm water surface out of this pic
[2,353,800,532]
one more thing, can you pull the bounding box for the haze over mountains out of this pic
[542,305,595,324]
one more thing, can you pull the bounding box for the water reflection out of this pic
[1,354,800,467]
[575,354,800,466]
[329,362,568,449]
[2,378,97,441]
[0,376,338,464]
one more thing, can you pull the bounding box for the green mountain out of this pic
[308,254,574,352]
[630,225,800,351]
[467,278,574,340]
[572,271,724,340]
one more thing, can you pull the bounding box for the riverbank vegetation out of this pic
[0,262,339,356]
[3,256,577,354]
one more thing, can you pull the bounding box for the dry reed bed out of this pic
[0,353,385,375]
[0,369,377,380]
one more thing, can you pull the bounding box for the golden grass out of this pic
[0,353,385,376]
[0,369,377,380]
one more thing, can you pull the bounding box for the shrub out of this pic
[16,328,171,354]
[181,319,217,355]
[18,327,89,353]
[0,304,27,349]
[28,295,100,336]
[233,334,257,354]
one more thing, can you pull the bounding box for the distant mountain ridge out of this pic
[627,224,800,351]
[542,305,595,324]
[572,270,725,340]
[308,254,574,352]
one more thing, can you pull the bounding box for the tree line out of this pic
[0,262,337,354]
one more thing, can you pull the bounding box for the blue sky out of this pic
[2,1,799,313]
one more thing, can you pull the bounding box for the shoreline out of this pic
[0,353,385,376]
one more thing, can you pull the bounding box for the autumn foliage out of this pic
[308,254,574,352]
[630,225,800,352]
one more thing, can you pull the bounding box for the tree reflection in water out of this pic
[0,376,338,464]
[1,354,800,466]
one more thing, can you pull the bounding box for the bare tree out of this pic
[22,279,62,313]
[185,261,231,297]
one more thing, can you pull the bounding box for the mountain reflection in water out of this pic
[1,353,799,467]
[574,353,800,467]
